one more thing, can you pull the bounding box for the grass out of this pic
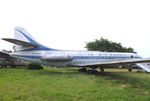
[0,67,149,101]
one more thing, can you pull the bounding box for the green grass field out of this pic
[0,67,149,101]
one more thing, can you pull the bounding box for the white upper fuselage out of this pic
[10,50,140,67]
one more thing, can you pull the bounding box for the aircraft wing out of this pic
[71,58,150,72]
[2,38,38,47]
[136,63,150,72]
[72,58,150,66]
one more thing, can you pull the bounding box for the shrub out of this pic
[27,63,43,70]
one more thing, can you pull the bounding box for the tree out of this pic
[85,37,135,53]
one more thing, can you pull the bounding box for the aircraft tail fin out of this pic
[2,27,55,51]
[14,27,40,45]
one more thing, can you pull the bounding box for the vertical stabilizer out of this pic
[2,26,56,51]
[15,27,39,45]
[14,27,51,51]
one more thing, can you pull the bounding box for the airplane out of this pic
[1,26,150,73]
[0,51,27,68]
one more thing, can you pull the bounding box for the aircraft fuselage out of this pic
[10,50,140,67]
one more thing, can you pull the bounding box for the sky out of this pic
[0,0,150,57]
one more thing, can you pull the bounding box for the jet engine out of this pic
[41,54,73,61]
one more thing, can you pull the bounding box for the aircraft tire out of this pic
[79,68,87,72]
[87,70,98,74]
[87,70,93,74]
[128,68,132,72]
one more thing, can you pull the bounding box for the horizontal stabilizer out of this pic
[136,63,150,72]
[2,38,38,47]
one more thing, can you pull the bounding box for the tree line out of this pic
[85,37,135,53]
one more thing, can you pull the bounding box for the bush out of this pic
[27,63,43,70]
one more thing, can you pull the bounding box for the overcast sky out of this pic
[0,0,150,57]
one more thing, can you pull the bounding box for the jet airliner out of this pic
[2,27,150,73]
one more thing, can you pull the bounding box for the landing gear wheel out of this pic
[128,68,132,72]
[87,70,93,74]
[87,70,98,74]
[79,68,87,72]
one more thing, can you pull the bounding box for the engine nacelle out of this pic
[41,54,73,61]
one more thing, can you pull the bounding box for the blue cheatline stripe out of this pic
[73,56,106,59]
[73,56,139,59]
[13,55,138,60]
[14,55,42,59]
[16,29,57,51]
